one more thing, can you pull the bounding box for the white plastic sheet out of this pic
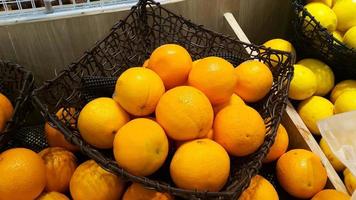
[318,111,356,198]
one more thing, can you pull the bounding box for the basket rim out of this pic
[291,0,356,54]
[31,0,294,198]
[0,60,35,143]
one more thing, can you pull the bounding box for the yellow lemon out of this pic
[297,58,334,96]
[344,168,356,194]
[343,26,356,48]
[304,3,337,32]
[319,138,345,172]
[289,64,317,100]
[330,80,356,103]
[262,38,296,67]
[332,0,342,6]
[308,0,333,7]
[334,90,356,114]
[332,31,344,43]
[298,96,334,134]
[332,0,356,32]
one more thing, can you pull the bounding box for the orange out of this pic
[213,93,245,114]
[0,109,6,132]
[143,59,149,67]
[36,192,70,200]
[156,86,214,141]
[148,44,192,89]
[77,97,129,149]
[0,92,14,121]
[45,123,78,152]
[188,56,237,105]
[238,175,279,200]
[70,160,125,200]
[122,183,174,200]
[38,147,77,193]
[193,59,201,66]
[170,139,230,192]
[311,189,350,200]
[234,60,273,103]
[203,128,214,139]
[45,107,79,152]
[0,148,46,200]
[113,118,168,176]
[276,149,327,199]
[263,124,289,163]
[113,67,165,116]
[175,128,214,148]
[214,105,266,156]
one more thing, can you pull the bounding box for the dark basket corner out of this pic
[0,60,35,146]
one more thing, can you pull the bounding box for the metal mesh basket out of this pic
[0,60,34,147]
[291,0,356,81]
[0,125,48,152]
[32,0,293,199]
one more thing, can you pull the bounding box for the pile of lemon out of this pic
[303,0,356,49]
[263,38,356,197]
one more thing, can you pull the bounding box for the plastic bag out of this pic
[318,111,356,198]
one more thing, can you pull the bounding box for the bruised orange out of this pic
[276,149,327,199]
[39,147,77,193]
[70,160,125,200]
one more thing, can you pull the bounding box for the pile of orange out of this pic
[72,43,275,193]
[0,43,277,199]
[2,43,348,200]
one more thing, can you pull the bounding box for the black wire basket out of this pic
[291,0,356,81]
[0,60,34,147]
[32,0,293,199]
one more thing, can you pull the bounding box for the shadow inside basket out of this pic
[0,60,34,146]
[32,0,293,199]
